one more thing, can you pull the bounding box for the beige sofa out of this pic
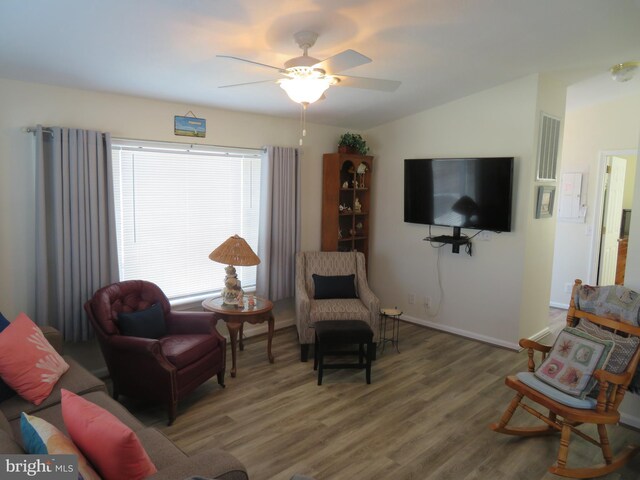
[0,327,248,480]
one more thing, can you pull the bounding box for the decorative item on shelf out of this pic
[337,132,369,155]
[174,111,206,138]
[354,197,362,213]
[356,163,367,188]
[342,181,349,189]
[356,222,363,231]
[209,235,260,306]
[354,179,359,189]
[338,229,343,240]
[349,228,356,237]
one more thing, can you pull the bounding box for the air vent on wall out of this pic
[537,113,561,181]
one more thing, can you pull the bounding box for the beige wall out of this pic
[364,74,562,347]
[518,75,566,340]
[550,92,640,426]
[621,136,640,425]
[550,92,640,307]
[0,77,345,320]
[622,155,637,210]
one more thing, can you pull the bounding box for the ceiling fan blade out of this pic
[335,75,401,92]
[219,79,277,89]
[217,55,284,73]
[313,49,371,74]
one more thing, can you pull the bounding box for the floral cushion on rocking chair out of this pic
[534,327,613,399]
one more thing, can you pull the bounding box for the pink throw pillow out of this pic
[61,389,157,480]
[0,313,69,405]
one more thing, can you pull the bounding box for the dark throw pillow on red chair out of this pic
[117,303,167,339]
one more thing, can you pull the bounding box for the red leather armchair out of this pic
[84,280,226,425]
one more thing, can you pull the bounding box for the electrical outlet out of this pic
[564,283,573,293]
[424,296,431,308]
[408,293,415,304]
[480,231,491,241]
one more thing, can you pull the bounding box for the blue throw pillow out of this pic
[312,274,358,300]
[0,312,16,401]
[0,311,9,332]
[117,303,167,339]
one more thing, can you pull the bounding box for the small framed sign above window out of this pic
[174,111,206,138]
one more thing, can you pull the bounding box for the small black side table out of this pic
[378,308,402,354]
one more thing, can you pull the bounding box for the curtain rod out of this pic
[23,127,52,135]
[112,137,266,153]
[24,128,266,153]
[23,127,106,137]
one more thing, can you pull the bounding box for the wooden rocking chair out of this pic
[490,279,640,478]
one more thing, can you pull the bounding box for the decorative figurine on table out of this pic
[354,197,362,213]
[236,290,244,308]
[357,163,367,189]
[248,294,255,308]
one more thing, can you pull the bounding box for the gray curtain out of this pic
[256,146,301,301]
[35,126,119,341]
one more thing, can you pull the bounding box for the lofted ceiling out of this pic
[1,0,640,129]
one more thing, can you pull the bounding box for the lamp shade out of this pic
[209,235,260,266]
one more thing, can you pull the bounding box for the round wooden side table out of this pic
[202,296,274,378]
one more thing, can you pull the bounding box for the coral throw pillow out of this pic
[21,413,100,480]
[0,313,69,405]
[61,389,157,480]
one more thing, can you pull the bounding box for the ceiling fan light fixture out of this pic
[279,77,330,104]
[610,61,640,82]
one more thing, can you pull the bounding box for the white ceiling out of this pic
[1,0,640,129]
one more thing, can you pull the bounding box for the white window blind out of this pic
[111,140,261,301]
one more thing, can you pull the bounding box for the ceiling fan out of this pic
[217,31,401,105]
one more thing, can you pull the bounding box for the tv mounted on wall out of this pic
[404,157,514,233]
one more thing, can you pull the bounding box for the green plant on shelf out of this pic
[338,132,369,155]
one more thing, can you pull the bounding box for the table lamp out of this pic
[209,235,260,306]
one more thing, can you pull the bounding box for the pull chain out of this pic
[299,102,308,146]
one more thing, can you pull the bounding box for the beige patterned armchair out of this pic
[295,251,380,361]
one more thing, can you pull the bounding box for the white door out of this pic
[598,156,626,285]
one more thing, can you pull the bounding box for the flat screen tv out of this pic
[404,157,514,232]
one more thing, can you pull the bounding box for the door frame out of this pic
[587,149,635,284]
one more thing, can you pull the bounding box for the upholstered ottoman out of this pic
[313,320,374,385]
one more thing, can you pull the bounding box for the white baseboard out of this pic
[528,327,551,343]
[620,411,640,429]
[549,301,569,309]
[401,314,520,351]
[236,317,295,339]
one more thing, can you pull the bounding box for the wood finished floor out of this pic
[121,318,640,480]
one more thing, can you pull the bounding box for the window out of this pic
[112,139,261,301]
